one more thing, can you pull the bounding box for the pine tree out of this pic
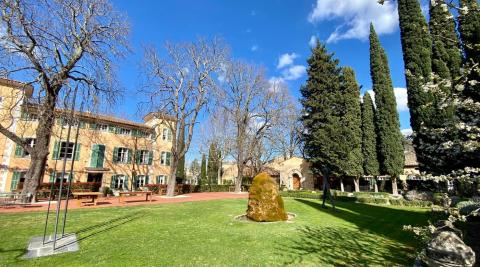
[361,92,380,177]
[199,154,207,186]
[397,0,434,171]
[370,25,405,195]
[207,143,219,185]
[340,67,364,192]
[459,0,480,64]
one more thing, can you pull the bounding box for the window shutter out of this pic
[135,150,141,164]
[113,147,119,163]
[168,129,172,141]
[132,175,137,189]
[114,127,121,134]
[166,152,171,166]
[10,171,20,191]
[148,151,153,165]
[145,175,149,185]
[127,149,133,164]
[74,144,81,161]
[90,145,99,167]
[97,145,105,168]
[89,123,98,130]
[108,125,116,133]
[49,172,56,183]
[124,176,129,190]
[68,172,73,182]
[156,175,160,184]
[111,175,117,188]
[15,144,24,157]
[52,141,60,160]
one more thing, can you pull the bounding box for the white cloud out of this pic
[363,87,409,112]
[251,45,258,52]
[277,53,298,69]
[308,0,398,43]
[268,77,286,93]
[401,128,413,136]
[282,65,306,81]
[309,35,318,48]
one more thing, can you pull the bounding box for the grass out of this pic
[0,198,432,266]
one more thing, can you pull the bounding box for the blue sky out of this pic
[111,0,421,159]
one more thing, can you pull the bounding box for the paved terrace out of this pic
[0,192,248,213]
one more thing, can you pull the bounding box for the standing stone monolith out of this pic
[246,172,287,222]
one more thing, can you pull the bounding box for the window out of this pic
[114,147,131,164]
[59,141,75,160]
[160,151,171,166]
[10,171,26,191]
[136,150,152,165]
[162,128,172,141]
[112,175,127,190]
[98,124,109,132]
[55,172,71,183]
[15,138,36,157]
[20,112,38,121]
[119,128,131,135]
[135,175,148,188]
[156,175,167,185]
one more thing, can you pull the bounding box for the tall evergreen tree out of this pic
[207,143,219,185]
[301,41,346,208]
[370,25,405,195]
[429,0,463,80]
[397,0,434,171]
[199,154,207,186]
[340,67,364,192]
[361,92,380,177]
[459,0,480,64]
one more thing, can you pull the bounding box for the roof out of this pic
[143,112,177,123]
[0,78,33,97]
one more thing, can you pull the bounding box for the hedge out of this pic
[456,201,480,215]
[280,190,322,199]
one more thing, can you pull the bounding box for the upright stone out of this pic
[246,172,287,222]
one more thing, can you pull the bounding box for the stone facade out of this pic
[0,78,173,192]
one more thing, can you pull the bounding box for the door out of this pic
[87,173,103,183]
[292,174,301,190]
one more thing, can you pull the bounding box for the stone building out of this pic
[0,78,174,192]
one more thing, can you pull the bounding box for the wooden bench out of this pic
[72,192,103,206]
[118,191,153,203]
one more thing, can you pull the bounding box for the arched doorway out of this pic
[292,173,301,190]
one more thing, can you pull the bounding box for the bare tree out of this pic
[140,38,228,197]
[215,60,288,192]
[0,0,129,200]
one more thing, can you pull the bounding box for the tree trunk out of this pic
[217,160,222,185]
[374,178,379,193]
[21,95,57,202]
[166,162,178,197]
[391,176,398,196]
[354,176,360,192]
[340,178,344,192]
[235,162,243,193]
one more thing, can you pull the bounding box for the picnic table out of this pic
[72,192,103,206]
[118,191,153,203]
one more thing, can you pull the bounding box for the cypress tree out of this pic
[397,0,434,172]
[300,41,345,208]
[361,92,380,177]
[340,67,363,192]
[370,25,405,195]
[207,143,219,185]
[199,154,207,186]
[459,0,480,64]
[429,0,463,80]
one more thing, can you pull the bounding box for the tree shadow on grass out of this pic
[274,199,432,266]
[275,225,413,266]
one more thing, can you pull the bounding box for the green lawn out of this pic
[0,198,431,266]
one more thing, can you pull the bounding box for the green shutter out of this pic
[97,145,105,168]
[113,147,119,163]
[148,151,153,165]
[52,141,60,160]
[168,129,172,141]
[114,127,121,134]
[10,171,20,191]
[15,144,24,157]
[156,175,161,184]
[90,145,99,167]
[74,144,81,161]
[68,172,73,182]
[111,175,117,187]
[79,121,86,129]
[108,125,116,133]
[127,149,133,164]
[135,150,141,164]
[89,123,98,130]
[124,176,129,190]
[49,172,56,183]
[145,175,149,185]
[166,152,171,166]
